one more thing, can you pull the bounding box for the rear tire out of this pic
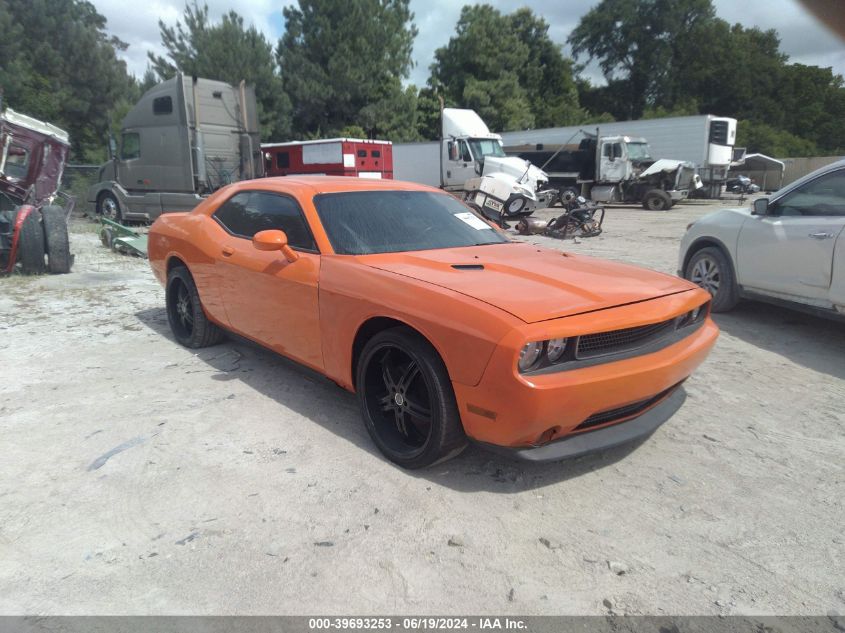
[684,246,739,312]
[166,265,225,348]
[356,327,466,469]
[17,210,45,275]
[42,205,72,273]
[642,189,672,211]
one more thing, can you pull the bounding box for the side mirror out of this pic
[752,198,769,216]
[108,135,117,160]
[253,229,299,263]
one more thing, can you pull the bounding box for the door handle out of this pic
[808,232,833,240]
[221,246,235,256]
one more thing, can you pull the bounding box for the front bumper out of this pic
[669,189,689,201]
[475,385,686,462]
[452,289,718,452]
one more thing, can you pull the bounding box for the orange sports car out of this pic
[148,177,718,469]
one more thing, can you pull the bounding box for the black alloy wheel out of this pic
[357,327,466,469]
[165,266,225,348]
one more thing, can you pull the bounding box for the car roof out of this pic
[243,176,442,196]
[772,157,845,199]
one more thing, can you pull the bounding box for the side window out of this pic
[276,151,290,169]
[447,141,457,161]
[459,140,472,163]
[121,132,140,160]
[5,144,30,178]
[612,143,622,159]
[249,192,317,251]
[357,150,367,158]
[775,170,845,217]
[602,143,612,158]
[213,191,317,251]
[153,96,173,115]
[371,150,381,158]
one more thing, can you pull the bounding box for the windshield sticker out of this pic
[454,212,492,230]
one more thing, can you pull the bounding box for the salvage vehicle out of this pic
[680,159,845,317]
[88,73,262,222]
[0,107,72,274]
[393,108,555,218]
[501,114,737,200]
[512,131,700,211]
[149,176,718,468]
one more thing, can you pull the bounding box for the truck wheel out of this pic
[504,195,527,216]
[643,189,672,211]
[558,187,579,206]
[17,210,46,274]
[97,192,122,222]
[42,205,72,274]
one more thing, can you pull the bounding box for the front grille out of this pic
[576,318,676,359]
[575,384,680,432]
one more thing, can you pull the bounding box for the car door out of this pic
[599,141,625,183]
[212,190,324,371]
[736,168,845,302]
[445,139,477,187]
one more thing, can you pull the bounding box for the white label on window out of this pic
[455,212,491,230]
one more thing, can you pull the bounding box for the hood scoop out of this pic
[451,264,485,270]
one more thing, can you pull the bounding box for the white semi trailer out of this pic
[499,115,737,200]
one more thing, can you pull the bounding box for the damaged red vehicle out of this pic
[0,107,73,274]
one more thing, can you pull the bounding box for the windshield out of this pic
[313,190,509,255]
[467,138,506,159]
[627,142,652,161]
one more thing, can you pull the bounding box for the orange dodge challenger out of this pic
[149,177,718,469]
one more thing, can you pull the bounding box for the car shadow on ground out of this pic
[135,307,648,493]
[712,300,845,380]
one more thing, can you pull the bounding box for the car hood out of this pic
[361,242,695,323]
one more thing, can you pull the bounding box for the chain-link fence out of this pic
[61,164,100,215]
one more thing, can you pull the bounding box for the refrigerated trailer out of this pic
[499,115,737,199]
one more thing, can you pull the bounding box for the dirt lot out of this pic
[1,199,843,615]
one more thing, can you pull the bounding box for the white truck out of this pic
[393,108,555,218]
[500,114,737,200]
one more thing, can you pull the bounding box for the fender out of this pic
[5,205,36,273]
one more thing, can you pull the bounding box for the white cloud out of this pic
[94,0,845,83]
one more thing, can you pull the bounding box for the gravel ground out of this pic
[0,200,843,616]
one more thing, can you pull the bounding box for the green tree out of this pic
[429,5,582,133]
[149,2,291,140]
[277,0,419,140]
[0,0,134,160]
[569,0,716,120]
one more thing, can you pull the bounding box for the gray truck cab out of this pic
[89,73,262,222]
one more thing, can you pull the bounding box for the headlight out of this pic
[546,338,568,362]
[518,342,543,372]
[679,302,709,327]
[518,338,570,373]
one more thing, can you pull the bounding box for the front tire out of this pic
[166,265,225,348]
[642,189,672,211]
[684,246,739,312]
[356,327,466,469]
[97,192,122,222]
[42,205,72,273]
[17,209,46,274]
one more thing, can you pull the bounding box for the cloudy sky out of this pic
[95,0,845,86]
